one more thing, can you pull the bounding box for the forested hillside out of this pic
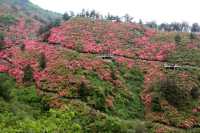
[1,0,200,132]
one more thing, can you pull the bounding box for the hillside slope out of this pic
[0,0,61,48]
[1,2,200,132]
[0,0,61,24]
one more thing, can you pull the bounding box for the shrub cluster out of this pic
[23,65,34,83]
[0,32,4,50]
[38,53,47,70]
[154,76,200,109]
[160,77,190,107]
[0,73,15,101]
[0,14,16,26]
[174,34,181,45]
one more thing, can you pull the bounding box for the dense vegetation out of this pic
[0,14,16,26]
[0,0,61,24]
[2,0,200,132]
[0,72,146,133]
[63,9,200,33]
[0,32,4,50]
[0,73,82,133]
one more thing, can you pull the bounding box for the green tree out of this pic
[38,53,46,70]
[20,43,25,51]
[79,82,89,101]
[23,65,34,83]
[63,12,71,21]
[174,34,181,45]
[124,14,133,23]
[0,32,4,41]
[50,19,61,27]
[0,73,15,101]
[151,96,163,112]
[146,21,158,29]
[191,23,200,33]
[159,77,190,107]
[191,87,200,99]
[38,19,61,34]
[190,33,196,40]
[139,19,143,25]
[0,14,16,26]
[0,32,4,50]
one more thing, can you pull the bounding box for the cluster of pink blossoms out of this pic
[83,43,103,53]
[114,57,135,68]
[48,28,65,44]
[137,43,176,61]
[0,65,9,72]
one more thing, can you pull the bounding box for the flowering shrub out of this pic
[1,15,200,132]
[83,42,103,53]
[8,68,23,82]
[134,36,150,46]
[179,117,198,129]
[45,18,151,58]
[144,29,156,37]
[187,43,199,49]
[7,17,41,42]
[137,43,176,61]
[114,57,135,68]
[0,51,9,58]
[48,27,65,44]
[112,49,134,57]
[0,64,9,72]
[141,94,152,107]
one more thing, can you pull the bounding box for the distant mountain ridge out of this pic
[0,0,61,24]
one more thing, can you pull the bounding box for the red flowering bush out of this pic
[45,18,150,58]
[48,27,65,44]
[7,17,41,43]
[134,36,150,46]
[141,93,152,107]
[114,57,135,68]
[1,15,200,132]
[112,49,134,57]
[137,43,176,61]
[0,51,9,58]
[83,42,103,53]
[144,29,156,37]
[8,68,23,82]
[187,43,199,49]
[0,64,9,72]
